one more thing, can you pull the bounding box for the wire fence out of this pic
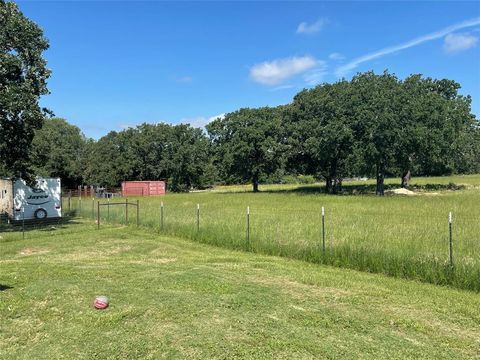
[1,194,479,292]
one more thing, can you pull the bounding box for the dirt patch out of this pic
[59,245,132,261]
[421,192,441,196]
[128,258,177,265]
[387,188,442,196]
[248,275,352,300]
[387,188,417,196]
[18,247,49,256]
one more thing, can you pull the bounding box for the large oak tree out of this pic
[207,107,287,192]
[0,1,51,180]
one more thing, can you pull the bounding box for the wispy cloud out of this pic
[335,17,480,77]
[444,32,478,53]
[118,123,135,130]
[297,18,328,34]
[180,113,225,129]
[329,52,346,61]
[269,84,296,92]
[175,76,193,83]
[303,62,328,86]
[250,56,318,85]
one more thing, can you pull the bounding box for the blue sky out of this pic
[18,1,480,139]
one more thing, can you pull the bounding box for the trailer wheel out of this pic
[34,208,48,220]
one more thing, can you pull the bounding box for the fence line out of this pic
[2,196,479,292]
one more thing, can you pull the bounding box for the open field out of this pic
[1,221,480,359]
[56,175,480,291]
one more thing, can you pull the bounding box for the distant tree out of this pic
[84,123,212,191]
[392,76,478,186]
[289,80,356,193]
[149,123,212,191]
[207,107,286,192]
[455,121,480,174]
[83,131,128,187]
[30,118,86,187]
[345,71,403,195]
[0,1,51,181]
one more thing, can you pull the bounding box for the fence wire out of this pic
[1,194,478,291]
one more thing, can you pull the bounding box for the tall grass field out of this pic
[50,175,480,291]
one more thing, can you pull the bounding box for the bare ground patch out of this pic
[128,257,177,265]
[18,247,50,256]
[247,275,353,300]
[56,245,132,262]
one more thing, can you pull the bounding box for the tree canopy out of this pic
[18,71,478,194]
[0,0,51,181]
[30,118,86,187]
[207,107,287,192]
[83,123,212,191]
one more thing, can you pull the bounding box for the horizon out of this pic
[18,1,480,139]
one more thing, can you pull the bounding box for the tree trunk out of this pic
[330,162,339,194]
[376,164,385,196]
[325,176,332,194]
[332,178,339,194]
[337,178,343,193]
[401,170,411,188]
[252,173,259,193]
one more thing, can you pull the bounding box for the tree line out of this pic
[1,1,479,195]
[23,71,480,195]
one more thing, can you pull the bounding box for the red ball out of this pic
[94,296,109,309]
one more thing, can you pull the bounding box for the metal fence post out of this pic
[449,211,453,267]
[196,204,200,232]
[322,206,326,255]
[136,199,139,227]
[160,202,164,230]
[22,207,25,240]
[246,206,250,250]
[107,197,110,221]
[125,197,128,225]
[97,201,100,230]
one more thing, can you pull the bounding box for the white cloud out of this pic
[208,113,225,123]
[329,52,345,60]
[303,61,328,86]
[335,16,480,77]
[443,32,478,53]
[180,113,225,129]
[250,56,318,85]
[297,18,328,34]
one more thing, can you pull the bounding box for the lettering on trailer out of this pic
[26,188,50,205]
[27,195,48,199]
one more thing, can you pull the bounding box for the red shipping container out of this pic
[121,181,166,196]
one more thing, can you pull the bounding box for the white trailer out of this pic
[0,178,62,222]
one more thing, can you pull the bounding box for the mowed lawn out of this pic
[1,221,479,359]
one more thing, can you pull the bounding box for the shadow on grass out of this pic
[218,182,466,195]
[0,284,13,291]
[0,214,81,234]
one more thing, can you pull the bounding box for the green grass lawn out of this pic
[62,175,480,291]
[1,221,479,359]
